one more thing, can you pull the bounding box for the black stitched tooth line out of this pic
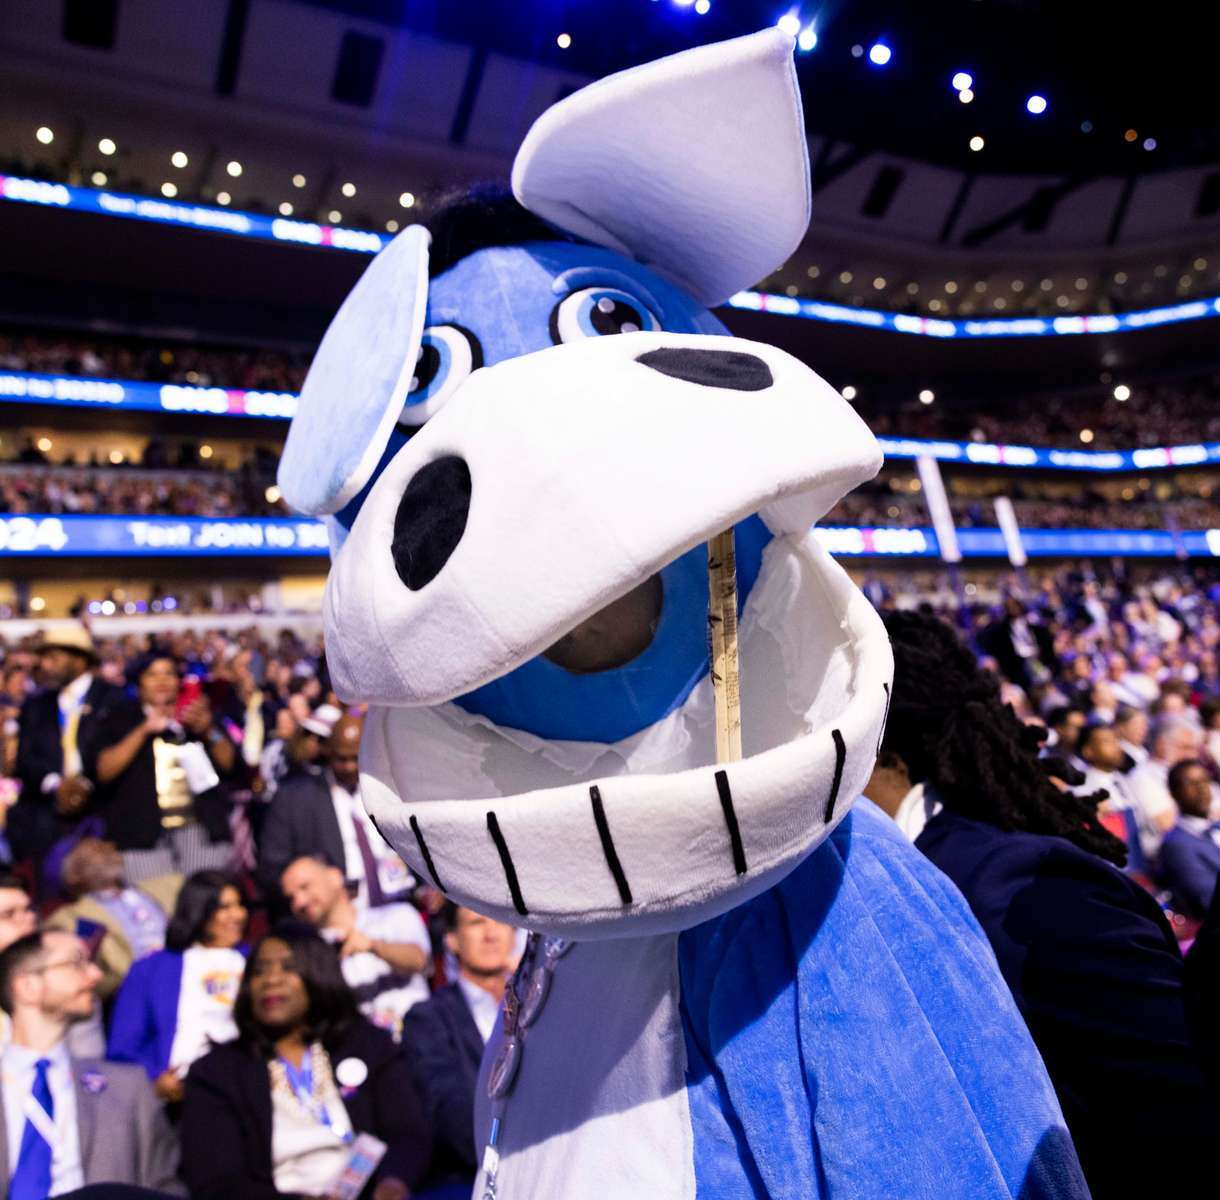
[714,770,748,876]
[877,681,892,758]
[589,786,633,905]
[826,729,847,824]
[486,811,529,916]
[409,814,446,893]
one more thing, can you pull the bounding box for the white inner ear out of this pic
[512,28,810,307]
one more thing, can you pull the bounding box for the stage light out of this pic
[785,284,799,296]
[958,89,973,104]
[951,71,972,91]
[919,389,935,405]
[906,282,919,295]
[171,151,189,168]
[200,444,214,459]
[868,42,892,66]
[797,26,817,51]
[838,270,853,284]
[850,44,864,58]
[1196,258,1208,270]
[278,201,293,215]
[928,299,943,312]
[341,181,356,197]
[1113,384,1131,401]
[91,171,107,186]
[1081,120,1093,133]
[160,182,178,197]
[695,0,711,13]
[674,0,695,5]
[556,32,571,49]
[109,449,124,464]
[292,173,307,188]
[29,597,45,613]
[386,219,399,233]
[216,191,231,206]
[1075,277,1088,290]
[1079,429,1094,444]
[328,210,342,223]
[806,265,820,278]
[226,160,243,176]
[1124,129,1138,143]
[841,386,857,401]
[1026,94,1047,115]
[35,126,55,146]
[969,135,984,152]
[1143,137,1157,151]
[98,137,116,155]
[36,437,52,452]
[399,191,416,208]
[265,485,282,504]
[777,13,801,37]
[873,276,886,289]
[100,600,116,616]
[1114,271,1128,284]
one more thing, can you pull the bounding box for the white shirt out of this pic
[1,1040,83,1196]
[1078,767,1134,810]
[456,974,501,1044]
[167,945,244,1072]
[328,779,414,907]
[1126,759,1177,860]
[889,782,944,844]
[326,904,431,1038]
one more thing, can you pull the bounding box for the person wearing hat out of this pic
[260,713,414,910]
[12,625,120,866]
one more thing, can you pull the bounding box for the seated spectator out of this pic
[1045,705,1089,773]
[403,905,515,1195]
[0,929,181,1194]
[82,654,235,881]
[45,839,179,1001]
[1159,760,1220,917]
[262,714,413,909]
[1113,703,1150,767]
[1075,724,1145,873]
[107,870,247,1104]
[181,924,431,1200]
[1127,715,1204,862]
[866,611,1220,1199]
[280,855,429,1038]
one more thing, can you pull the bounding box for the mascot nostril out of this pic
[390,455,471,590]
[635,346,773,391]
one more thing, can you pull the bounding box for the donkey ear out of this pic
[278,225,430,516]
[512,28,809,307]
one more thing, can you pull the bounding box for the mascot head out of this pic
[278,29,892,939]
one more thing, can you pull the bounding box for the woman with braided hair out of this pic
[867,609,1220,1200]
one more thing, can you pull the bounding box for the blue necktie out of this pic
[10,1058,53,1200]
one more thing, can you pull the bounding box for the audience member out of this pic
[403,904,515,1196]
[262,714,412,909]
[1159,761,1220,917]
[107,871,247,1103]
[280,855,430,1038]
[1113,704,1150,767]
[1075,724,1146,873]
[181,924,431,1199]
[1126,716,1204,861]
[83,655,235,881]
[0,929,181,1195]
[866,610,1220,1199]
[12,627,119,865]
[46,839,179,1001]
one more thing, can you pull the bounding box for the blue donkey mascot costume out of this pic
[279,28,1089,1200]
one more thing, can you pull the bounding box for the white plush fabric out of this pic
[512,28,810,307]
[359,532,892,938]
[324,331,880,708]
[277,224,430,515]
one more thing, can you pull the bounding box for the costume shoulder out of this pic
[678,801,1089,1200]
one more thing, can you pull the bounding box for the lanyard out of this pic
[278,1048,351,1143]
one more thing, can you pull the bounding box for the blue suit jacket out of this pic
[916,807,1220,1198]
[107,949,184,1080]
[1159,823,1220,917]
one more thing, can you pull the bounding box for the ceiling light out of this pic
[226,160,243,177]
[777,13,801,37]
[944,280,958,294]
[1075,277,1088,290]
[797,26,817,52]
[1011,280,1025,292]
[341,182,356,197]
[98,137,116,155]
[109,449,124,464]
[868,42,892,66]
[838,270,853,284]
[1114,271,1128,284]
[200,444,213,459]
[91,171,107,186]
[265,485,282,504]
[1143,137,1157,151]
[1113,384,1131,401]
[969,135,985,152]
[958,89,974,104]
[386,219,399,233]
[1079,429,1094,443]
[328,210,342,223]
[785,284,799,296]
[842,386,857,401]
[850,44,864,58]
[873,276,887,289]
[556,32,571,48]
[1124,129,1138,143]
[951,71,973,92]
[928,298,943,312]
[35,126,54,145]
[160,182,178,197]
[292,174,307,188]
[1194,258,1208,271]
[171,151,189,168]
[906,282,919,295]
[36,437,52,452]
[1026,94,1047,115]
[216,192,231,206]
[278,201,293,216]
[695,0,711,14]
[806,265,820,278]
[399,192,416,208]
[919,389,935,405]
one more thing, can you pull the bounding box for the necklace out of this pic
[269,1043,351,1143]
[479,932,573,1200]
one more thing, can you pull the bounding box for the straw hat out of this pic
[38,624,98,663]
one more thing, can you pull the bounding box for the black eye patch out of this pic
[391,455,472,590]
[635,347,773,391]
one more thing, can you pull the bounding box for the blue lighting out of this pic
[797,25,817,51]
[776,12,801,36]
[694,0,711,11]
[951,71,973,92]
[1026,94,1048,115]
[868,41,892,66]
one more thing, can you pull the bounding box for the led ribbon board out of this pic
[2,514,1219,559]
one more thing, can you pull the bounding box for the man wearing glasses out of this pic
[0,929,181,1196]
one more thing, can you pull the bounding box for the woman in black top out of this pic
[183,924,432,1200]
[82,654,234,881]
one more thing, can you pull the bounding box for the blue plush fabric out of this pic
[678,801,1091,1200]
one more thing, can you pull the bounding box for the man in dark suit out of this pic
[0,929,181,1195]
[13,626,118,863]
[1160,759,1220,917]
[402,904,517,1194]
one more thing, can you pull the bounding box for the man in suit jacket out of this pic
[402,904,517,1192]
[12,626,119,863]
[0,928,181,1196]
[1160,759,1220,916]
